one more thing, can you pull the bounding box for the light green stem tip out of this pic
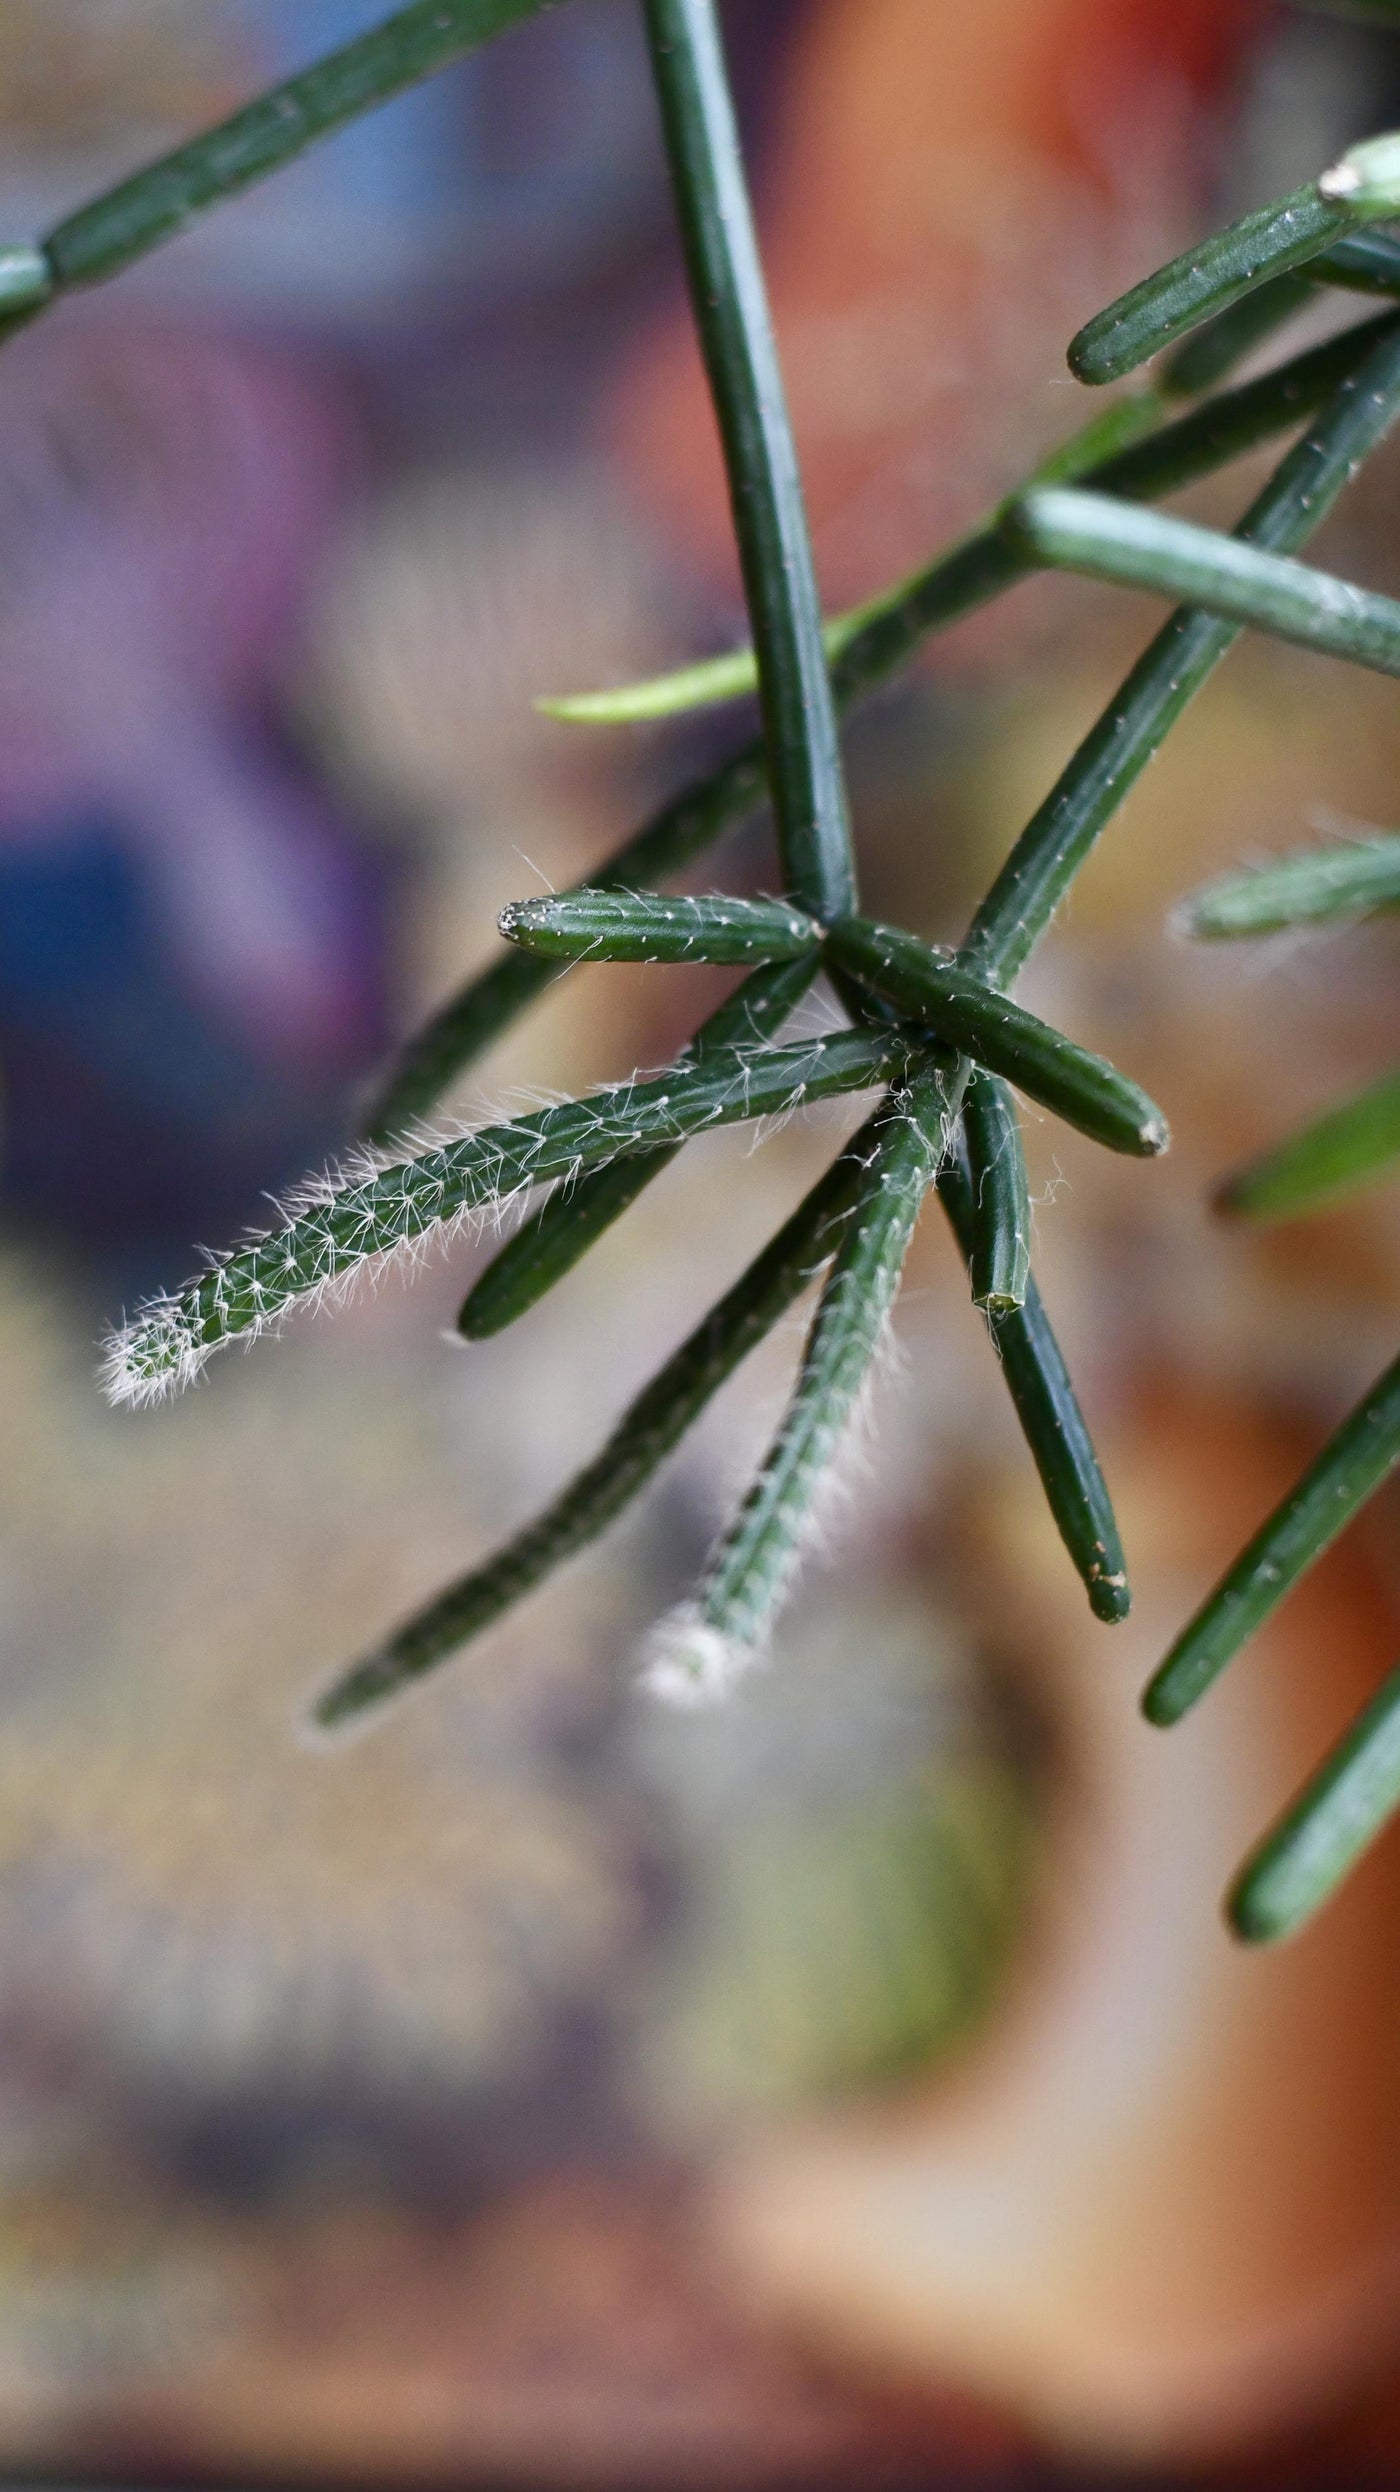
[0,246,52,316]
[1319,131,1400,217]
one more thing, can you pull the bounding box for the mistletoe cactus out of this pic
[5,0,1400,1944]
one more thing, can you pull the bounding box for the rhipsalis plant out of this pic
[12,1,1400,1941]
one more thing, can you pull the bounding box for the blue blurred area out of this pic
[0,4,798,1284]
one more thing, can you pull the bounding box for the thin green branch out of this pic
[362,315,1397,1139]
[1181,832,1400,935]
[544,318,1390,732]
[961,318,1400,988]
[103,1025,918,1405]
[1158,272,1317,399]
[1229,1662,1400,1943]
[1143,1348,1400,1726]
[457,955,817,1340]
[1217,1068,1400,1221]
[642,0,855,923]
[497,888,819,965]
[35,1,566,295]
[540,392,1168,728]
[1068,180,1367,386]
[961,1072,1031,1313]
[935,1143,1129,1623]
[825,918,1168,1158]
[1005,488,1400,681]
[312,1108,881,1728]
[644,1062,954,1702]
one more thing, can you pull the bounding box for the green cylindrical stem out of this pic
[313,1112,881,1728]
[104,1025,917,1405]
[362,317,1395,1138]
[1069,182,1364,386]
[497,889,819,966]
[1159,271,1316,400]
[1218,1069,1400,1222]
[1182,834,1400,936]
[43,0,564,288]
[547,322,1381,733]
[826,918,1168,1158]
[457,956,817,1340]
[0,246,51,319]
[1229,1662,1400,1943]
[1317,230,1400,295]
[936,1145,1129,1623]
[962,319,1400,988]
[1144,1348,1400,1726]
[648,1063,954,1699]
[642,0,855,925]
[961,1072,1032,1313]
[1006,488,1400,682]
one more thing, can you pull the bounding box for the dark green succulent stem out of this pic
[1006,489,1400,681]
[358,747,770,1143]
[655,1061,955,1695]
[962,318,1400,989]
[361,314,1395,1140]
[1229,1663,1400,1943]
[36,0,566,292]
[1218,1069,1400,1222]
[497,889,819,966]
[313,1105,884,1728]
[1087,311,1400,503]
[1143,1348,1400,1727]
[961,1072,1031,1313]
[457,955,817,1340]
[935,1144,1129,1623]
[1158,272,1317,400]
[826,918,1168,1158]
[105,1025,919,1404]
[1069,182,1366,386]
[642,0,855,926]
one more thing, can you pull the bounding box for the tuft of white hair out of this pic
[637,1608,758,1709]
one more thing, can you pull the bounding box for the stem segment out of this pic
[457,956,817,1339]
[644,1062,955,1702]
[1144,1349,1400,1726]
[313,1113,881,1727]
[642,0,855,924]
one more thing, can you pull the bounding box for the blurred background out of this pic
[2,2,1400,2482]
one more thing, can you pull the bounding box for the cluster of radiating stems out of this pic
[17,0,1400,1937]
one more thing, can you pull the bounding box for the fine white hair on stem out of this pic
[637,1609,758,1708]
[99,1027,915,1411]
[644,1066,953,1700]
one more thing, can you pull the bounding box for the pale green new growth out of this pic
[1319,128,1400,216]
